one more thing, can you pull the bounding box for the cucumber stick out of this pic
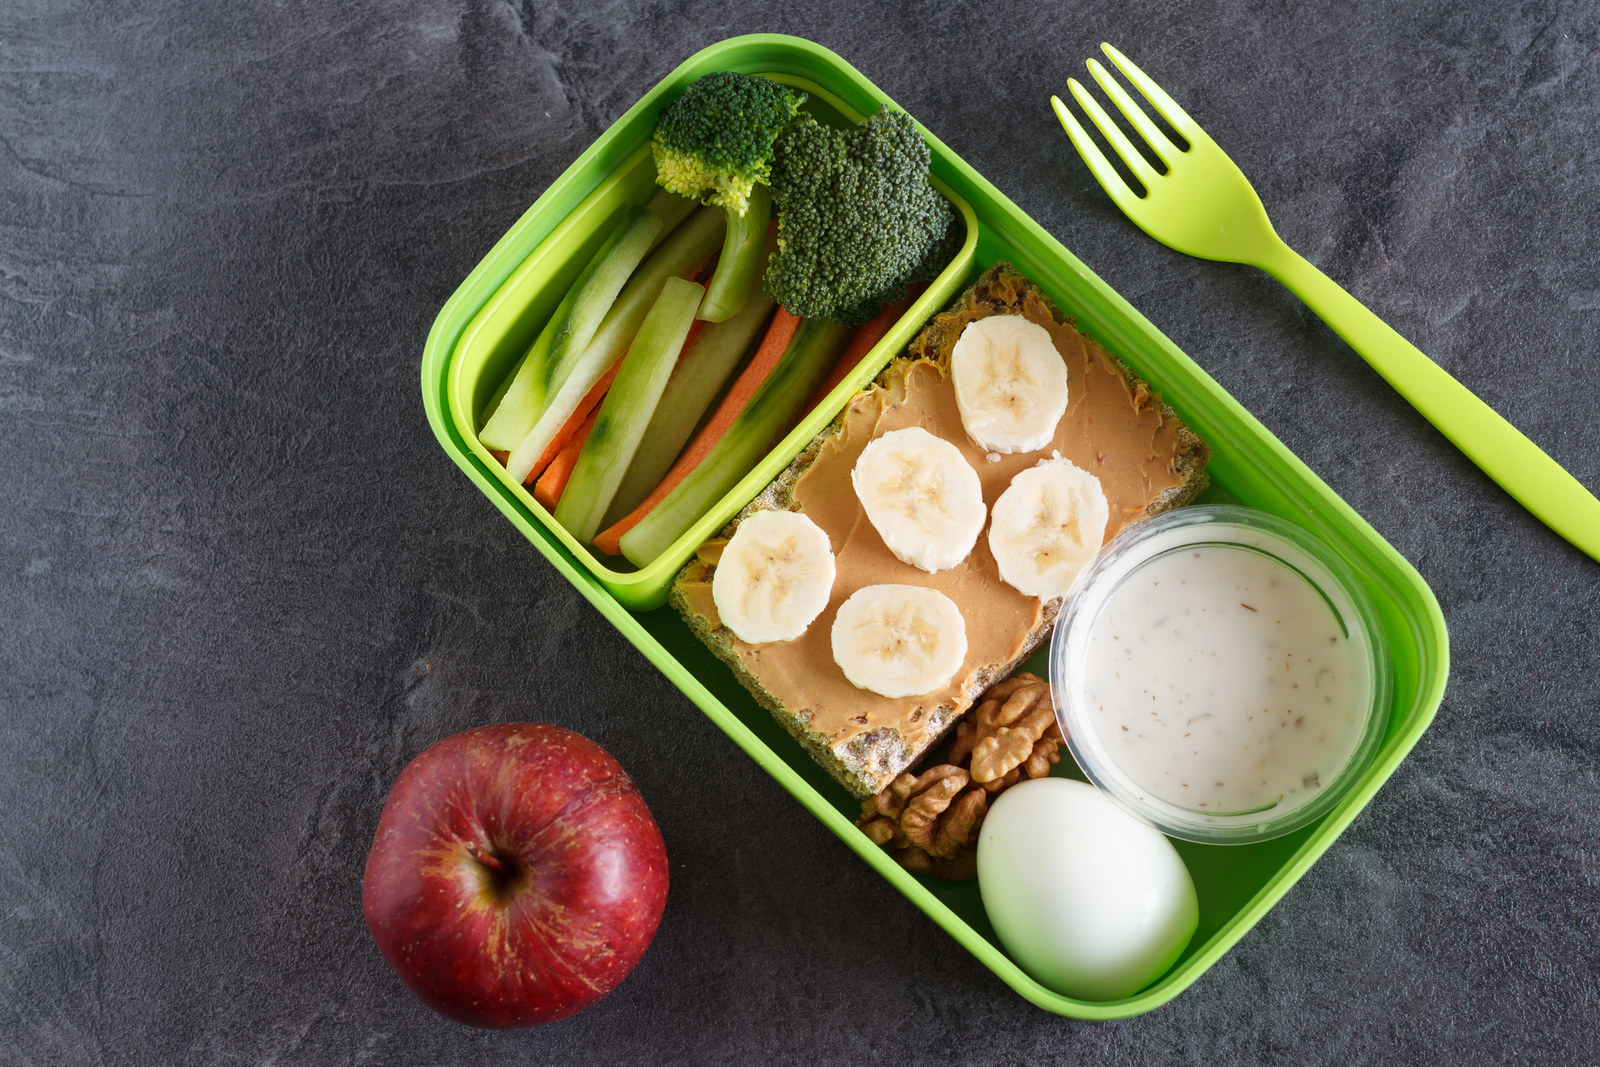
[477,286,574,445]
[479,205,662,452]
[618,317,851,567]
[600,280,776,528]
[554,277,705,543]
[698,185,771,323]
[645,188,699,251]
[507,206,725,484]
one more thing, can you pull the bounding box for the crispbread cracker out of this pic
[672,263,1211,797]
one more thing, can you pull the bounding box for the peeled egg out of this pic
[977,778,1198,1000]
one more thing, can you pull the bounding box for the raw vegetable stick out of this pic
[507,206,724,484]
[524,256,717,483]
[484,201,699,436]
[479,206,662,452]
[592,305,800,556]
[599,235,779,529]
[617,316,851,567]
[644,188,698,251]
[533,406,601,510]
[478,287,573,439]
[555,278,705,543]
[524,361,622,482]
[598,293,775,529]
[536,322,710,506]
[531,322,708,498]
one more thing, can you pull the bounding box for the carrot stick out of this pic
[533,405,602,509]
[522,361,621,483]
[592,306,801,555]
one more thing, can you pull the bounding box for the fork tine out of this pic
[1099,43,1203,142]
[1066,77,1162,191]
[1085,57,1175,167]
[1050,94,1145,210]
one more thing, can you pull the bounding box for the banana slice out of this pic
[851,426,986,573]
[831,584,968,698]
[988,455,1109,600]
[713,510,836,644]
[950,314,1070,453]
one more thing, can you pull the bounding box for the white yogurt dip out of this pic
[1052,507,1387,843]
[1081,542,1364,813]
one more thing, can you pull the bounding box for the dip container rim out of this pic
[1049,504,1393,845]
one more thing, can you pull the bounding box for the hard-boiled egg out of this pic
[977,778,1197,1000]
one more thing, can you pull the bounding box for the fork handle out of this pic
[1260,244,1600,564]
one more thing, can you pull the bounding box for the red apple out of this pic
[362,722,668,1028]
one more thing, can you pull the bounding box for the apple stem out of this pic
[469,844,507,875]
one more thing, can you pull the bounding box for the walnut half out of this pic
[857,764,972,859]
[959,673,1057,783]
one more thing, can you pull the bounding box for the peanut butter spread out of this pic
[674,265,1209,796]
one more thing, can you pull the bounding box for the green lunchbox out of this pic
[420,33,1449,1020]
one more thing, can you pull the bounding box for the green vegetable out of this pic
[652,73,799,324]
[479,206,662,452]
[650,72,806,216]
[477,285,574,445]
[698,185,771,323]
[643,188,698,252]
[618,316,850,566]
[601,261,777,527]
[765,107,958,326]
[506,206,725,484]
[555,277,704,544]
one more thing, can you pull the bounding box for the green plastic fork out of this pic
[1053,44,1600,565]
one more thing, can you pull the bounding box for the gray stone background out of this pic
[3,1,1597,1063]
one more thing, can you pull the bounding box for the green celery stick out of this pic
[645,188,699,251]
[507,206,724,484]
[600,274,776,528]
[697,185,771,323]
[479,205,661,452]
[618,316,850,567]
[554,277,705,543]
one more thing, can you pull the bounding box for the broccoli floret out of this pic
[765,107,958,326]
[651,72,806,216]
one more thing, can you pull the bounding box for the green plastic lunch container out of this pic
[420,33,1450,1020]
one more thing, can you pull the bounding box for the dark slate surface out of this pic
[3,1,1597,1063]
